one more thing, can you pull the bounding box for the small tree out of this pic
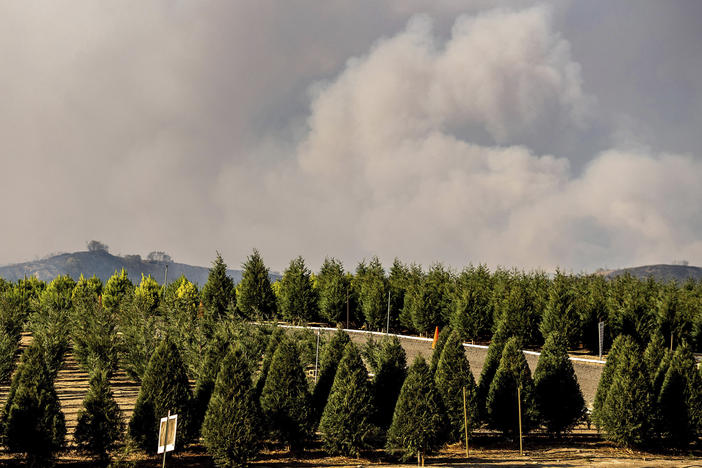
[279,256,319,323]
[317,258,351,325]
[372,336,407,431]
[311,328,350,420]
[386,356,446,462]
[201,252,236,321]
[202,345,262,467]
[237,249,277,319]
[128,338,194,452]
[74,370,124,465]
[592,334,629,429]
[643,333,667,382]
[476,321,509,422]
[119,275,161,382]
[540,271,580,347]
[102,269,134,313]
[533,332,586,435]
[486,337,538,436]
[1,344,65,467]
[259,338,313,451]
[319,342,377,456]
[429,326,452,375]
[434,330,478,443]
[254,327,286,397]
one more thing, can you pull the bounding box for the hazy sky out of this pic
[2,1,701,273]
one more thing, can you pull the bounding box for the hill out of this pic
[0,250,263,286]
[598,264,702,283]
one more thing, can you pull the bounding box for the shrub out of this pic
[202,345,262,467]
[533,332,586,435]
[319,342,377,456]
[386,356,446,462]
[434,330,478,443]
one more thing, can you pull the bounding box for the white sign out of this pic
[157,413,178,454]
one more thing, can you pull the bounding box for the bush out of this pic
[74,370,124,465]
[371,336,407,431]
[1,344,65,467]
[533,332,585,435]
[260,338,314,451]
[434,330,478,443]
[311,328,350,420]
[486,337,538,436]
[386,356,446,462]
[319,342,377,456]
[202,345,262,467]
[128,338,194,452]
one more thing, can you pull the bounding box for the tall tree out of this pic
[452,264,493,342]
[411,263,454,335]
[386,356,446,462]
[533,332,586,435]
[317,258,351,325]
[591,334,630,429]
[311,328,351,420]
[202,345,262,467]
[371,336,407,431]
[434,330,478,443]
[201,252,236,321]
[319,342,377,456]
[495,273,544,347]
[254,327,286,398]
[279,256,319,323]
[540,271,580,348]
[476,320,509,422]
[399,264,423,333]
[358,257,388,330]
[387,259,409,333]
[237,249,277,319]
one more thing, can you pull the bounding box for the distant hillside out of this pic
[598,264,702,283]
[0,250,273,286]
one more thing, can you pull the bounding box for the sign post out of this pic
[158,411,178,468]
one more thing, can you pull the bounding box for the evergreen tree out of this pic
[387,258,409,333]
[317,257,350,325]
[607,275,658,345]
[451,264,493,342]
[386,356,446,462]
[643,333,666,382]
[591,334,630,429]
[0,286,27,382]
[486,337,538,436]
[429,325,452,375]
[319,342,377,456]
[259,338,314,451]
[494,273,543,347]
[599,338,653,446]
[399,264,423,333]
[372,336,407,431]
[201,252,236,321]
[128,338,194,452]
[102,269,134,313]
[540,271,580,348]
[279,256,319,323]
[476,320,509,422]
[358,257,388,330]
[411,263,454,335]
[202,345,262,467]
[434,330,478,442]
[533,332,586,435]
[657,343,701,446]
[254,327,286,397]
[74,370,124,465]
[1,343,65,467]
[311,328,350,420]
[237,249,277,319]
[577,275,609,352]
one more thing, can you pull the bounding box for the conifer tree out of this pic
[599,338,653,446]
[317,258,350,325]
[129,338,194,452]
[1,343,65,467]
[476,320,509,421]
[533,332,586,435]
[387,259,409,332]
[452,264,493,342]
[358,257,388,330]
[119,277,162,382]
[643,333,666,382]
[591,334,629,428]
[372,336,407,431]
[279,256,319,323]
[201,252,236,321]
[411,263,454,335]
[386,356,446,462]
[202,345,262,467]
[657,343,701,446]
[434,330,478,442]
[0,286,26,383]
[311,328,350,421]
[102,269,134,313]
[260,338,314,451]
[486,337,538,436]
[72,289,120,376]
[540,271,580,347]
[319,342,377,456]
[237,249,277,319]
[399,264,423,333]
[429,326,452,375]
[74,370,124,465]
[254,327,286,397]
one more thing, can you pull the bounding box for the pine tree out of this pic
[452,264,493,342]
[372,336,407,431]
[279,256,319,323]
[434,330,478,443]
[599,338,653,446]
[411,263,454,335]
[119,278,161,382]
[237,249,277,319]
[254,327,286,397]
[399,264,423,333]
[387,259,409,333]
[533,332,586,435]
[1,343,65,467]
[643,333,666,382]
[386,356,446,462]
[259,338,314,451]
[591,334,629,429]
[128,338,194,452]
[429,326,452,375]
[317,258,351,325]
[102,269,134,313]
[202,345,262,467]
[74,370,124,465]
[201,252,236,321]
[0,285,25,383]
[486,337,538,436]
[311,328,350,421]
[476,320,509,422]
[72,292,120,376]
[319,342,377,456]
[358,257,388,330]
[540,271,580,347]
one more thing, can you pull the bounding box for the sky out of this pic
[1,1,701,274]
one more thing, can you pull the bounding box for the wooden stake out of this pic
[517,386,523,456]
[463,386,469,458]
